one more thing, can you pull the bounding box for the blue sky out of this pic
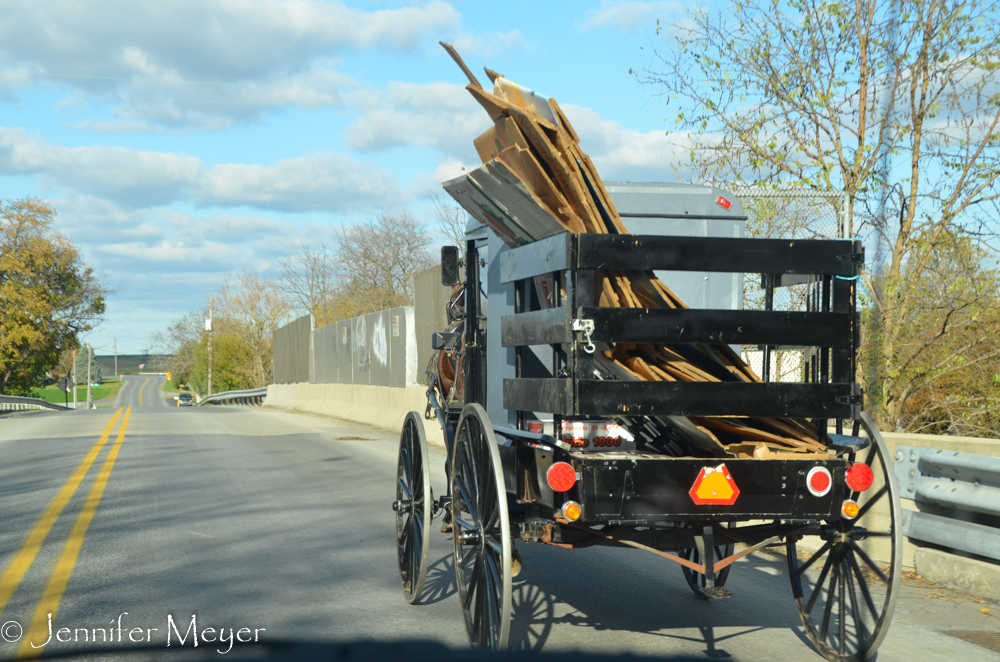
[1,0,701,355]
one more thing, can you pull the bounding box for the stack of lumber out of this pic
[439,43,826,458]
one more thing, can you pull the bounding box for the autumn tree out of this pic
[0,198,108,394]
[893,235,1000,435]
[645,0,1000,430]
[152,310,204,386]
[213,270,291,388]
[328,211,434,319]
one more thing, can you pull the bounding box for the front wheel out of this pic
[395,412,432,604]
[679,523,735,599]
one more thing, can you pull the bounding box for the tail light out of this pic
[841,499,860,519]
[806,466,832,497]
[546,462,576,492]
[845,463,874,492]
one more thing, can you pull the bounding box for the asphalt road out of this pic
[0,404,996,661]
[112,375,168,409]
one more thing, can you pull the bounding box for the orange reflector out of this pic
[561,501,582,521]
[546,462,577,492]
[688,464,740,505]
[841,499,860,519]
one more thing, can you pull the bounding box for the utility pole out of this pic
[72,349,78,410]
[207,296,214,397]
[86,343,93,410]
[114,338,118,380]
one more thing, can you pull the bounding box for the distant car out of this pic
[176,393,194,407]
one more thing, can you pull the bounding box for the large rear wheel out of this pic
[788,412,902,661]
[451,404,511,651]
[395,411,432,604]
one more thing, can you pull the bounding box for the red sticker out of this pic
[716,196,732,210]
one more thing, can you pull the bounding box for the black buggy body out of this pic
[393,185,901,662]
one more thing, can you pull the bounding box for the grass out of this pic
[161,381,193,393]
[29,380,125,404]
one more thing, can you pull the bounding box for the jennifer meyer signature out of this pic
[2,613,265,654]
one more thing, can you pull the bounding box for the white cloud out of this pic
[0,128,200,206]
[0,0,460,82]
[343,82,485,157]
[451,30,529,59]
[579,1,679,33]
[559,103,706,182]
[0,128,405,212]
[0,0,461,129]
[197,153,405,212]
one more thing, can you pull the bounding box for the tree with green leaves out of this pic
[74,346,102,385]
[644,0,1000,430]
[0,198,108,394]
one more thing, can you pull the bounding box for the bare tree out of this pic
[152,310,205,384]
[644,0,1000,429]
[331,211,434,317]
[431,192,471,250]
[277,240,337,327]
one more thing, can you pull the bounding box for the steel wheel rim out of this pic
[396,411,431,604]
[787,412,902,661]
[451,404,511,651]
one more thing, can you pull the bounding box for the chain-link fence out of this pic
[736,189,848,382]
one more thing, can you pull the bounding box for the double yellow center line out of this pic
[0,407,132,658]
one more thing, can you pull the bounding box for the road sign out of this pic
[139,364,145,370]
[57,375,74,394]
[167,371,172,381]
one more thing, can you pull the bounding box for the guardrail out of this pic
[893,446,1000,562]
[0,395,71,413]
[196,387,268,407]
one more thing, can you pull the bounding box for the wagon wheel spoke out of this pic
[847,547,880,619]
[837,561,847,655]
[791,540,832,580]
[851,540,889,583]
[458,546,477,569]
[819,560,839,641]
[854,485,887,521]
[846,552,869,645]
[465,556,483,610]
[805,551,835,615]
[454,475,477,521]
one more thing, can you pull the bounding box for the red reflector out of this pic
[716,196,732,210]
[806,466,832,497]
[546,462,576,492]
[845,463,874,492]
